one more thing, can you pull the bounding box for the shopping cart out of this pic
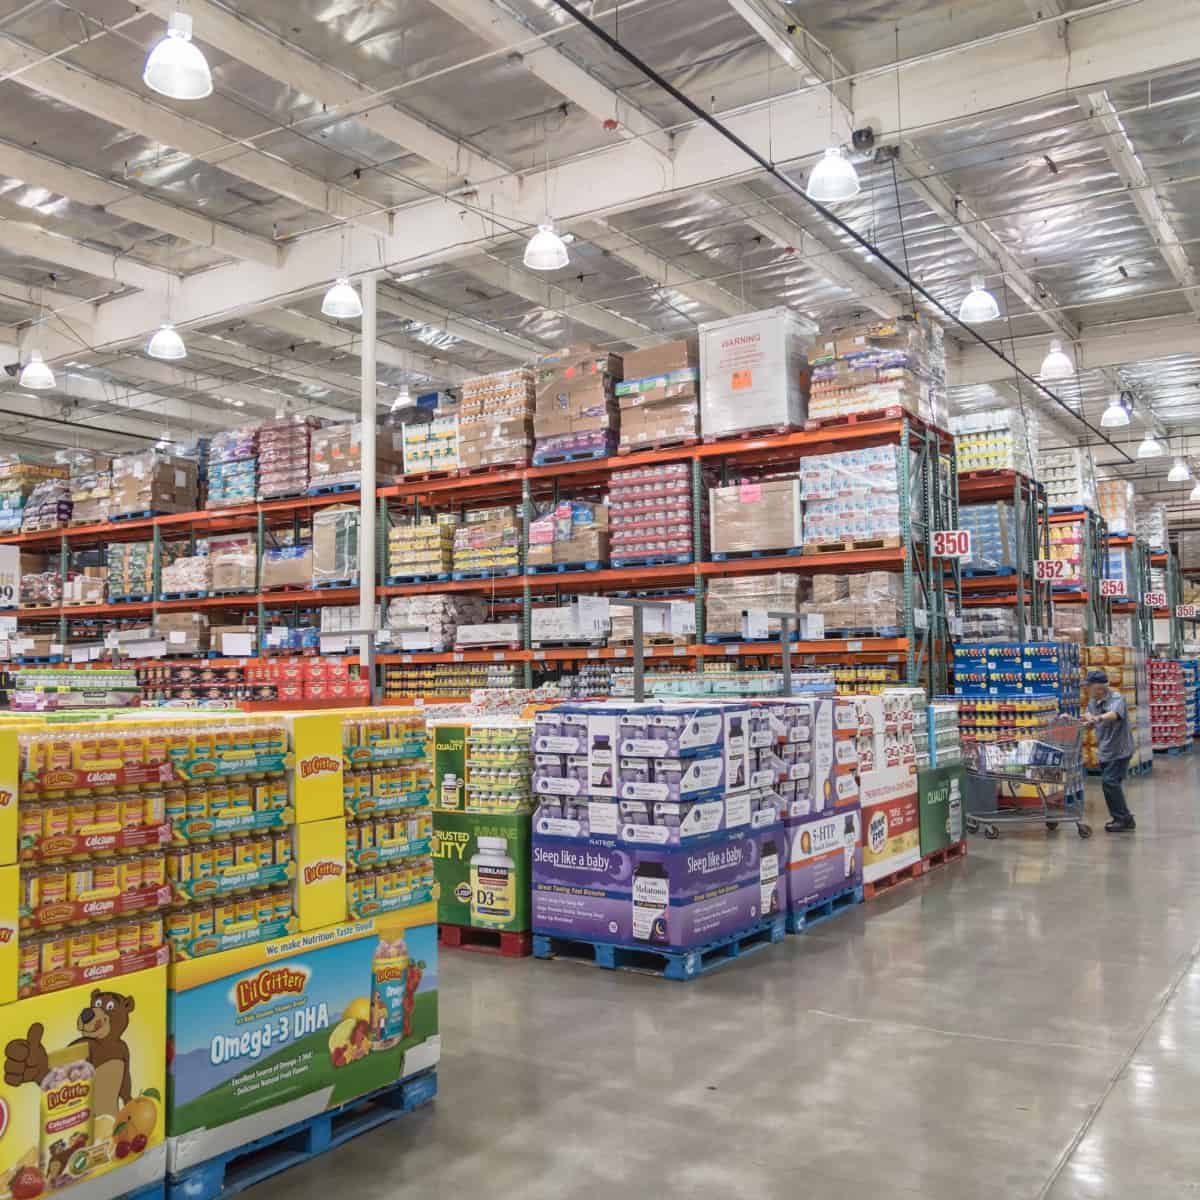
[962,714,1091,839]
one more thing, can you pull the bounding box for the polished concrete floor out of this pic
[257,756,1200,1199]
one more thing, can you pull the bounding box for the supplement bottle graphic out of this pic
[843,813,858,879]
[439,772,461,810]
[632,860,669,944]
[759,837,780,915]
[470,836,516,928]
[369,936,409,1050]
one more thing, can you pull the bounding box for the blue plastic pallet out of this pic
[703,631,798,644]
[532,446,613,466]
[611,553,693,569]
[710,547,803,561]
[166,1070,437,1200]
[160,591,209,601]
[532,915,785,980]
[123,1182,166,1200]
[450,567,520,581]
[823,626,901,639]
[385,573,450,585]
[1048,504,1093,516]
[526,561,604,575]
[306,483,357,496]
[313,578,358,589]
[961,566,1017,578]
[110,510,166,522]
[1154,744,1193,756]
[785,884,864,934]
[111,594,153,604]
[16,655,63,664]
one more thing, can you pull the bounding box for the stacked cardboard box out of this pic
[385,594,488,651]
[610,462,699,564]
[209,532,257,593]
[705,573,809,638]
[1038,447,1096,509]
[260,545,312,590]
[799,572,905,634]
[402,414,459,475]
[19,570,61,606]
[62,569,106,606]
[309,421,404,489]
[709,477,802,557]
[20,477,72,531]
[951,409,1038,476]
[206,427,257,508]
[533,347,622,464]
[66,452,113,525]
[527,499,609,568]
[1135,500,1169,551]
[452,506,520,576]
[160,554,212,596]
[800,446,908,548]
[154,611,211,655]
[312,505,359,584]
[615,339,699,451]
[959,501,1017,570]
[107,541,154,600]
[459,369,535,470]
[110,450,198,518]
[388,517,456,579]
[258,416,319,499]
[0,459,67,532]
[1096,478,1135,534]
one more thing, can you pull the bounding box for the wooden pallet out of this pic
[617,436,699,456]
[802,406,905,431]
[608,634,689,648]
[702,424,797,444]
[863,857,925,900]
[438,922,532,957]
[802,537,903,556]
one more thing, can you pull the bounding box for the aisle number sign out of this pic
[1144,591,1168,609]
[932,530,971,559]
[1176,604,1197,619]
[1034,559,1070,582]
[1099,579,1125,598]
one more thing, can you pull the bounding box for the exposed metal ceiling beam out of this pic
[422,0,672,162]
[376,289,545,362]
[254,309,472,387]
[1082,90,1200,320]
[716,182,903,319]
[186,332,364,405]
[99,355,299,420]
[141,0,507,190]
[573,219,750,319]
[0,36,390,234]
[0,139,280,268]
[463,255,660,348]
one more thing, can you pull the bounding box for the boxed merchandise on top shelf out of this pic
[1178,529,1200,574]
[960,606,1020,641]
[1097,478,1135,533]
[1048,517,1086,586]
[809,315,946,425]
[312,504,359,585]
[528,499,609,568]
[959,501,1017,570]
[399,395,460,475]
[799,445,913,549]
[699,307,813,437]
[309,420,404,490]
[260,543,312,590]
[616,339,700,451]
[62,567,106,606]
[21,476,72,532]
[110,450,199,518]
[0,458,67,532]
[611,461,703,564]
[709,475,801,557]
[533,346,622,464]
[458,368,535,469]
[452,506,520,577]
[208,532,256,593]
[65,450,113,525]
[1135,500,1169,551]
[205,428,257,509]
[1038,447,1095,509]
[388,515,455,579]
[258,414,320,499]
[799,572,905,634]
[705,573,809,639]
[951,409,1037,475]
[20,570,61,607]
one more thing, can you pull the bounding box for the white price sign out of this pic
[933,529,971,559]
[1176,604,1197,619]
[668,600,696,637]
[1144,591,1168,609]
[642,606,669,635]
[741,608,769,640]
[1099,579,1125,598]
[0,545,17,608]
[1035,558,1070,582]
[575,596,610,637]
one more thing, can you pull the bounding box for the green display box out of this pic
[917,765,965,856]
[433,810,531,933]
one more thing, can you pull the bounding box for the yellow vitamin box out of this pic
[293,816,348,931]
[0,726,18,866]
[0,964,166,1198]
[288,715,344,824]
[0,863,17,1005]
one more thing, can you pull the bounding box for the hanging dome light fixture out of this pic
[391,384,412,412]
[1039,338,1074,380]
[321,277,362,320]
[958,275,1000,323]
[1168,458,1191,483]
[1100,393,1130,428]
[19,349,54,390]
[1137,433,1164,459]
[143,11,213,101]
[147,322,187,360]
[1190,480,1200,502]
[806,147,861,204]
[523,222,570,271]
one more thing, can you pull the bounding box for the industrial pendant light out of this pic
[391,385,412,412]
[143,11,213,101]
[1137,433,1163,459]
[19,349,54,390]
[1190,480,1200,502]
[806,147,860,204]
[1168,458,1191,483]
[147,322,186,360]
[1100,393,1130,428]
[154,428,172,451]
[958,276,1000,323]
[523,222,569,271]
[1039,338,1074,380]
[321,277,362,320]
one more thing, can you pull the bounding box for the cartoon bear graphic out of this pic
[3,988,135,1123]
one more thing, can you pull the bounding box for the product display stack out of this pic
[705,574,809,640]
[21,477,72,532]
[799,572,905,636]
[67,452,114,525]
[531,701,786,976]
[107,542,154,602]
[110,451,199,519]
[533,347,622,465]
[432,718,534,954]
[951,409,1037,476]
[527,499,609,570]
[312,505,359,585]
[709,474,801,558]
[309,421,405,491]
[610,463,701,566]
[384,661,523,698]
[388,517,456,582]
[458,369,535,470]
[205,428,257,509]
[1180,659,1200,738]
[958,502,1017,570]
[0,459,67,533]
[953,641,1081,713]
[1096,478,1135,534]
[615,339,700,451]
[258,415,319,500]
[800,446,909,551]
[401,408,459,476]
[1038,447,1095,509]
[452,506,520,578]
[1148,659,1189,752]
[385,595,487,651]
[1135,500,1169,551]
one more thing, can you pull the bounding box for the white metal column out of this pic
[359,274,378,698]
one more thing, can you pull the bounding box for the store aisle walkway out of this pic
[255,757,1200,1199]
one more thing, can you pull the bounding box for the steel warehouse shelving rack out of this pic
[954,468,1050,640]
[0,414,961,693]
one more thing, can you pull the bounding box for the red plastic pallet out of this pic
[438,922,533,957]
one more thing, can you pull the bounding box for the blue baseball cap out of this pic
[1085,669,1109,685]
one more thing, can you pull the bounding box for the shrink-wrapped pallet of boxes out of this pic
[1097,478,1135,534]
[704,573,809,639]
[309,420,404,490]
[459,368,535,469]
[709,477,802,557]
[951,409,1038,476]
[258,414,320,499]
[533,346,622,464]
[110,449,198,518]
[527,500,609,569]
[1038,447,1095,509]
[615,339,700,451]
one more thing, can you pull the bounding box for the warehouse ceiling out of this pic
[0,0,1196,511]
